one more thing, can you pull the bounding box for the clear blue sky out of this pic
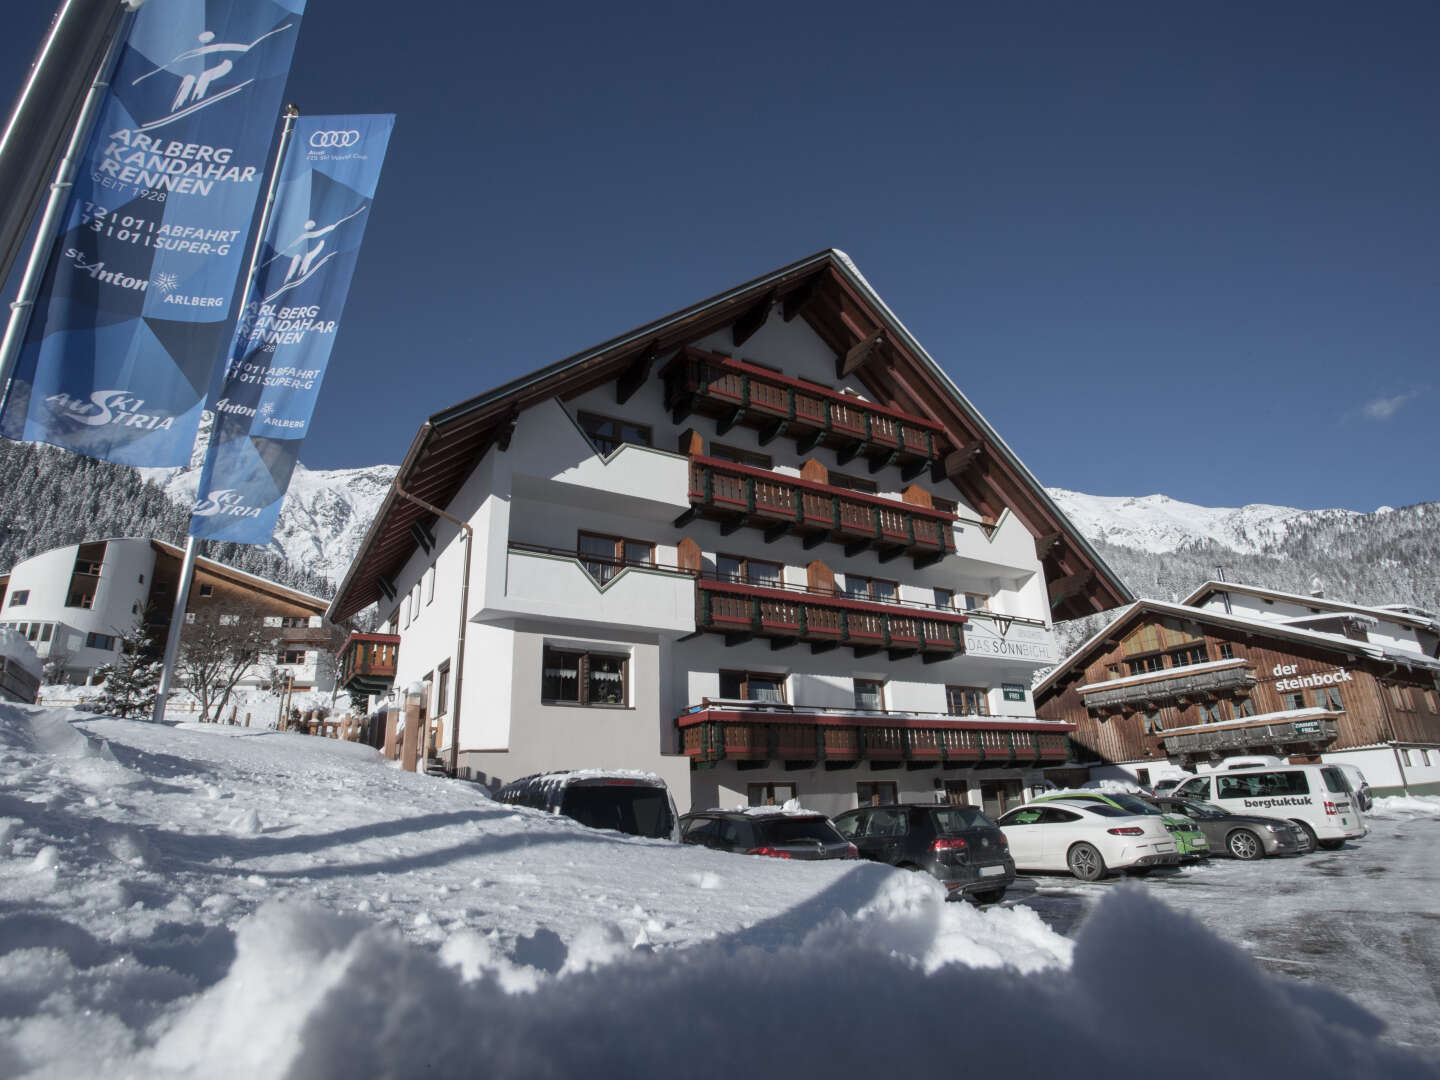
[4,1,1436,512]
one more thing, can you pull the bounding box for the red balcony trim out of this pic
[687,348,944,432]
[344,632,401,646]
[690,455,957,522]
[676,707,1074,734]
[697,577,969,623]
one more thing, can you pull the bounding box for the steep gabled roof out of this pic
[329,250,1131,622]
[150,540,329,613]
[1035,598,1440,704]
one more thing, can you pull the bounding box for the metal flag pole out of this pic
[0,0,137,415]
[150,104,301,724]
[0,0,129,290]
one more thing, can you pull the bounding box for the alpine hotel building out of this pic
[329,251,1130,817]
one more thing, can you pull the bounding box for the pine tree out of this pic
[92,623,163,719]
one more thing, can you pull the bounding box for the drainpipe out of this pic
[395,460,472,778]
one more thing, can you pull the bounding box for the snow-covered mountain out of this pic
[148,460,397,586]
[1044,488,1366,555]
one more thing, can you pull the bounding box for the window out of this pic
[1170,645,1208,667]
[435,661,451,717]
[7,591,28,607]
[1217,771,1309,799]
[710,443,772,470]
[276,616,310,628]
[1315,687,1344,711]
[542,647,628,706]
[1142,711,1164,735]
[827,471,877,495]
[1234,698,1255,718]
[40,624,52,642]
[1425,690,1438,715]
[747,782,796,807]
[401,596,411,628]
[933,587,954,609]
[931,497,958,515]
[1217,642,1234,660]
[424,565,435,605]
[1127,655,1165,676]
[854,679,885,711]
[1284,692,1306,711]
[844,575,897,603]
[577,411,651,456]
[198,584,214,598]
[26,624,40,642]
[856,781,897,806]
[1200,701,1224,724]
[278,648,306,665]
[85,632,116,651]
[1402,749,1416,767]
[716,554,782,588]
[719,670,786,702]
[138,573,145,584]
[1135,768,1151,787]
[962,593,988,611]
[580,532,655,583]
[1386,684,1415,711]
[946,685,989,717]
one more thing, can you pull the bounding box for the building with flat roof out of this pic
[1,538,333,690]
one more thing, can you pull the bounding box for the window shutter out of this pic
[901,483,934,508]
[806,560,835,595]
[800,458,829,484]
[677,537,702,574]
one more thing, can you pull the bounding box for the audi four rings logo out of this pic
[309,129,360,148]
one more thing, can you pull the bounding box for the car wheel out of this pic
[1317,838,1346,851]
[1226,829,1264,860]
[972,888,1006,905]
[1290,820,1318,854]
[1067,842,1107,881]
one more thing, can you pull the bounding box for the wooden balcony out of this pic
[694,576,967,660]
[678,701,1073,770]
[662,347,942,479]
[339,632,401,696]
[1080,661,1258,713]
[679,455,955,567]
[1161,714,1341,765]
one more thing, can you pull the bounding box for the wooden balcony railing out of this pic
[662,347,942,480]
[695,576,967,660]
[1080,661,1258,712]
[681,455,955,566]
[678,701,1073,769]
[339,632,401,695]
[1160,716,1340,763]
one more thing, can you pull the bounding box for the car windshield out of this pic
[561,786,673,838]
[932,807,994,832]
[1173,801,1228,819]
[1078,803,1133,818]
[1101,793,1161,815]
[758,817,844,845]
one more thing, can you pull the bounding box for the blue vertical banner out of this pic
[0,0,306,466]
[190,113,394,544]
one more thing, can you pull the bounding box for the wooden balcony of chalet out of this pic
[338,632,401,696]
[662,348,942,480]
[692,574,967,660]
[679,455,955,568]
[1160,713,1341,766]
[678,700,1073,771]
[1079,659,1259,715]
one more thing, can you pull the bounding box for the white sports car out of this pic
[995,799,1179,881]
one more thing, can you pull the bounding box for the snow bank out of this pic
[1366,794,1440,820]
[0,628,42,681]
[103,889,1431,1079]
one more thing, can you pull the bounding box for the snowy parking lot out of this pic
[1009,809,1440,1056]
[1,704,1437,1078]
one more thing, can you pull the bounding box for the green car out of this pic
[1032,791,1210,860]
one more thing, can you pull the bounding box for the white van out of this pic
[1173,763,1366,851]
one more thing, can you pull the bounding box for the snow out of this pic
[1076,656,1249,692]
[1366,794,1440,820]
[0,628,42,681]
[0,702,1436,1077]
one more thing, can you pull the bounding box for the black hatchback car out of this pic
[679,808,859,860]
[832,803,1015,903]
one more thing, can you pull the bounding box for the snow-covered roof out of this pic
[1037,598,1440,700]
[1076,657,1250,694]
[1183,581,1440,635]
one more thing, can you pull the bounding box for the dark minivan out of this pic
[495,771,679,840]
[832,803,1015,903]
[679,808,859,860]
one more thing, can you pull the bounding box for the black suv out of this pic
[832,803,1015,903]
[679,809,859,860]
